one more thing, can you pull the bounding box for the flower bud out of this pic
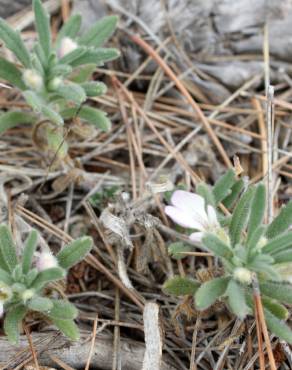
[233,267,253,285]
[58,37,78,58]
[0,282,12,302]
[256,236,268,250]
[36,250,58,271]
[22,289,35,302]
[23,69,43,91]
[48,77,63,91]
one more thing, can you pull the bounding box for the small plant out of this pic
[163,170,292,343]
[0,223,93,344]
[0,0,119,158]
[90,185,120,210]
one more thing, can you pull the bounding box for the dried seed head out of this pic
[58,37,78,58]
[233,267,253,285]
[23,69,43,91]
[36,250,58,271]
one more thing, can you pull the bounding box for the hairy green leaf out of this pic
[195,277,229,310]
[168,242,193,260]
[45,125,67,158]
[12,264,22,282]
[266,201,292,239]
[23,90,44,113]
[48,64,72,78]
[48,299,78,320]
[264,308,292,344]
[31,267,65,290]
[222,178,244,209]
[0,267,13,285]
[27,296,53,312]
[259,281,292,304]
[213,169,236,204]
[229,186,255,246]
[81,81,107,97]
[202,233,232,259]
[51,318,80,340]
[248,259,280,281]
[273,251,292,264]
[59,46,87,65]
[61,106,111,132]
[78,15,118,48]
[262,232,292,255]
[41,106,64,126]
[69,48,120,67]
[25,268,38,286]
[226,280,250,319]
[247,183,266,238]
[33,0,51,58]
[22,230,38,274]
[69,64,95,83]
[57,83,86,104]
[0,18,31,67]
[0,224,17,272]
[0,245,10,272]
[163,276,200,296]
[4,305,27,344]
[57,236,92,269]
[0,57,26,89]
[246,226,266,258]
[262,296,289,320]
[0,111,36,135]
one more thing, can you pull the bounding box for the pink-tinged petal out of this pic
[165,206,204,230]
[171,190,205,215]
[189,231,204,243]
[207,205,219,227]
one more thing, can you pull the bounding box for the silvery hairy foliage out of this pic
[164,169,292,343]
[0,224,93,344]
[0,0,119,159]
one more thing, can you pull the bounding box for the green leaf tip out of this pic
[163,276,200,296]
[195,277,229,310]
[57,236,93,269]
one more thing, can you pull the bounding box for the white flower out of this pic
[165,190,219,243]
[36,250,58,271]
[58,37,78,58]
[22,69,43,91]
